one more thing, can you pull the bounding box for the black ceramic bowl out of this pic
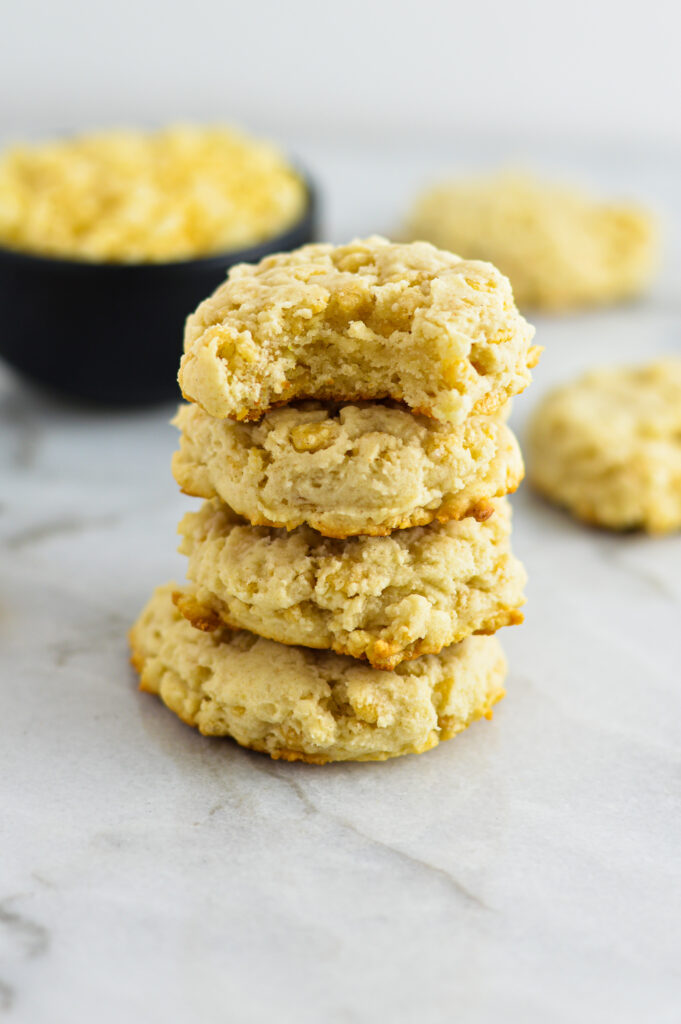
[0,182,317,405]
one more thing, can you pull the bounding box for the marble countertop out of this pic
[2,142,680,1023]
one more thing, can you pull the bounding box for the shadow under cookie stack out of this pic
[130,237,540,764]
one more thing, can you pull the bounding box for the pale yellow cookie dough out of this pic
[528,358,681,533]
[407,173,656,311]
[130,583,507,763]
[172,400,524,537]
[176,497,525,670]
[178,237,539,424]
[0,126,306,262]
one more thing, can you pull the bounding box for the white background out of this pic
[2,0,680,150]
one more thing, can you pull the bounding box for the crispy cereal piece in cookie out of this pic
[130,583,507,763]
[176,497,525,670]
[172,400,524,537]
[527,358,681,533]
[178,237,538,424]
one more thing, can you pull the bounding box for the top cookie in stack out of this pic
[131,237,539,764]
[178,236,540,425]
[175,236,539,537]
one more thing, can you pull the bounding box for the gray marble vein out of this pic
[0,901,50,959]
[3,514,121,551]
[254,760,490,910]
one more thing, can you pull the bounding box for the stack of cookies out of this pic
[130,237,540,763]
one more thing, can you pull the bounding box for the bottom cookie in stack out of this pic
[130,583,507,764]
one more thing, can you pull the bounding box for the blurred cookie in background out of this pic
[406,172,657,312]
[527,359,681,534]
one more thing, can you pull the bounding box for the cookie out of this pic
[407,173,656,311]
[176,497,525,670]
[172,400,524,537]
[178,237,539,424]
[130,583,507,764]
[527,358,681,533]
